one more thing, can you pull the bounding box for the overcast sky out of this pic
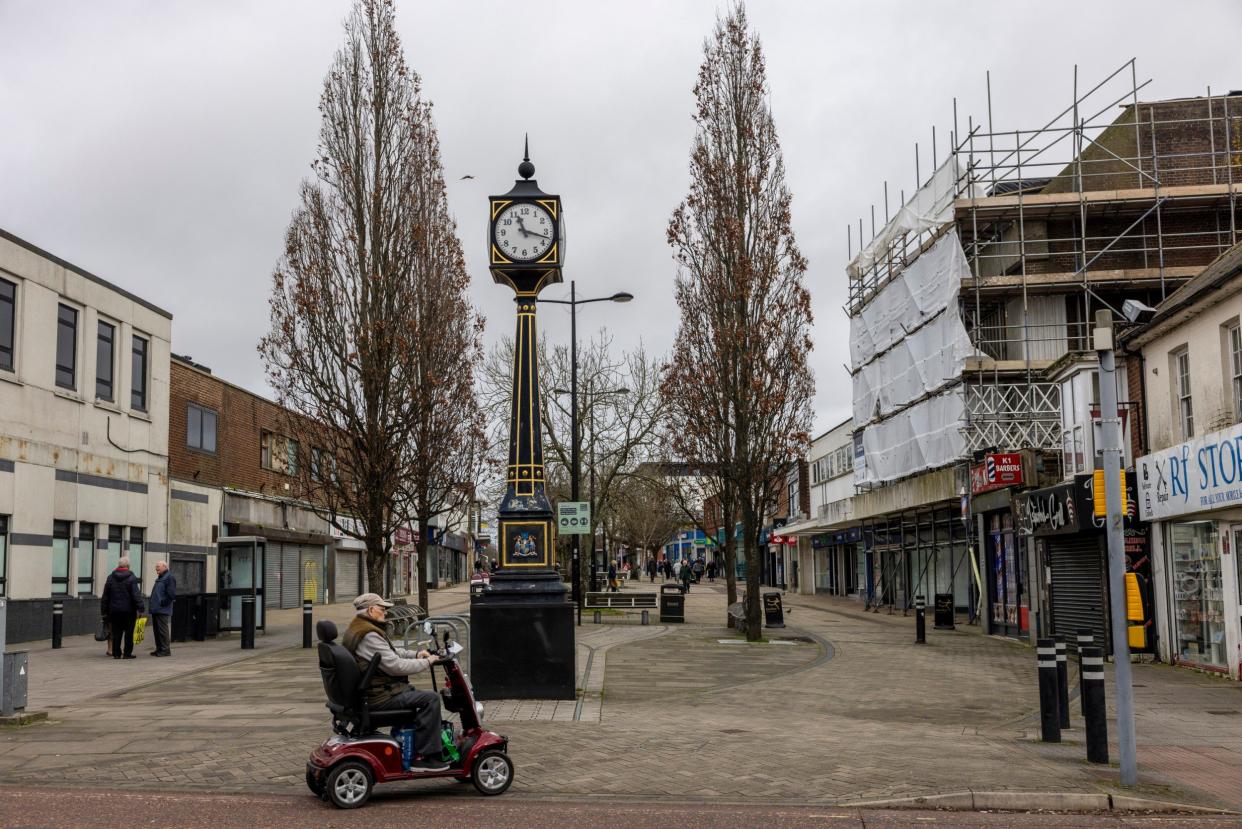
[2,1,1239,435]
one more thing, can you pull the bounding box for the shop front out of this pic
[1138,422,1242,680]
[812,527,860,596]
[971,454,1030,639]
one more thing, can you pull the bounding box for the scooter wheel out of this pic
[305,765,324,797]
[470,750,513,796]
[326,760,373,809]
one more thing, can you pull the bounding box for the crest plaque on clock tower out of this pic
[470,140,575,700]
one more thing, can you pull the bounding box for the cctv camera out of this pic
[1121,299,1157,324]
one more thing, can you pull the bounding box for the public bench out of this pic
[584,591,657,625]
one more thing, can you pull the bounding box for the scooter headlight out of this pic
[474,702,485,720]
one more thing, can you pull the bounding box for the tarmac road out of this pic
[1,787,1240,829]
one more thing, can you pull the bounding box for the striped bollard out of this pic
[914,595,926,644]
[1037,638,1061,743]
[1081,646,1109,764]
[1054,635,1070,728]
[1076,629,1094,717]
[52,601,64,649]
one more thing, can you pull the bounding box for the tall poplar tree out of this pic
[664,3,814,640]
[261,0,484,599]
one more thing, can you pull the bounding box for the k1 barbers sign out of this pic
[970,452,1024,494]
[1137,421,1242,521]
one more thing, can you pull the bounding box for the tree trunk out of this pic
[365,520,386,599]
[417,516,431,613]
[741,502,762,641]
[724,533,738,624]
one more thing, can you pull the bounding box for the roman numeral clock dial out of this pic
[494,202,554,261]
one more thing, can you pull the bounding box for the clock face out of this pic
[494,203,555,262]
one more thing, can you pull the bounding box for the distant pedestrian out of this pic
[707,560,717,582]
[148,560,176,657]
[101,556,144,660]
[646,558,656,583]
[680,559,692,593]
[607,561,619,593]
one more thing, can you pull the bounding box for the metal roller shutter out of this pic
[264,542,281,609]
[300,545,325,605]
[336,551,361,600]
[1047,535,1109,653]
[279,542,301,608]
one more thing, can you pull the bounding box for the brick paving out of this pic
[1,581,1239,810]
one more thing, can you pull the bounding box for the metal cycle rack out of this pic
[403,613,472,675]
[384,603,427,642]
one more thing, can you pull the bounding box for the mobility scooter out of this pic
[306,619,513,808]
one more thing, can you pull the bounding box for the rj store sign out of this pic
[1138,421,1242,521]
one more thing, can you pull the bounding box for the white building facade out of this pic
[0,229,171,642]
[786,419,859,597]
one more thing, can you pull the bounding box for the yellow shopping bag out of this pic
[134,616,147,645]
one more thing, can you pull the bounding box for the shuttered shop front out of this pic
[263,542,328,609]
[335,550,362,599]
[1047,535,1108,652]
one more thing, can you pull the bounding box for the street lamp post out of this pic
[540,282,632,624]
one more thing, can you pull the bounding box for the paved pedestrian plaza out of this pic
[2,582,1240,811]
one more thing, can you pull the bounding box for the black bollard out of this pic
[240,595,256,650]
[1081,646,1109,763]
[914,594,926,644]
[52,601,63,649]
[1054,635,1070,728]
[1076,629,1094,717]
[302,600,312,649]
[1037,638,1061,743]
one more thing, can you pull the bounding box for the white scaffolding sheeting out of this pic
[846,158,982,280]
[850,230,974,486]
[855,391,967,486]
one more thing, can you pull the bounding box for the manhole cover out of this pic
[1207,710,1240,716]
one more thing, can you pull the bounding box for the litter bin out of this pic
[1,651,29,715]
[660,584,685,623]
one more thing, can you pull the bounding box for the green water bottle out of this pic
[441,724,460,762]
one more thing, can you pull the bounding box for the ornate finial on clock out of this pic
[518,134,535,180]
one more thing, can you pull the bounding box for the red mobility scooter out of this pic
[306,619,513,808]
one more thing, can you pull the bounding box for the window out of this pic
[1175,348,1194,439]
[261,431,299,475]
[55,304,77,389]
[52,520,71,595]
[76,523,95,594]
[131,334,148,410]
[0,515,7,596]
[128,527,144,586]
[0,277,14,372]
[1229,323,1242,422]
[96,320,115,401]
[106,525,123,572]
[186,404,217,453]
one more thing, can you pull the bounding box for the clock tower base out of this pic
[469,574,575,700]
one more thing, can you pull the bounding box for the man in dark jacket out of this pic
[101,557,144,659]
[148,560,176,657]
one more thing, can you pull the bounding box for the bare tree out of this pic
[260,0,483,597]
[664,3,814,640]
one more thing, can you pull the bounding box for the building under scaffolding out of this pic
[840,60,1241,635]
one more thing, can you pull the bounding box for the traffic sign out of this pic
[557,501,591,535]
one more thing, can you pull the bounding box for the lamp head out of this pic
[611,292,634,303]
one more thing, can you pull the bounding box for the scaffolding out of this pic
[848,59,1242,479]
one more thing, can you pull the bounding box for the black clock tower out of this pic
[469,142,575,700]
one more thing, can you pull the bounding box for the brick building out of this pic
[167,355,367,620]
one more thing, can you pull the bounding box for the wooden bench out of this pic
[584,591,657,625]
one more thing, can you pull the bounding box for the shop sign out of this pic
[1015,481,1081,537]
[970,453,1024,494]
[1137,421,1242,521]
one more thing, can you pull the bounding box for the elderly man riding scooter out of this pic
[342,593,448,771]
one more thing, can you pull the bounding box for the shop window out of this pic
[95,320,115,401]
[55,304,77,389]
[0,515,7,596]
[131,334,148,411]
[52,520,71,595]
[1173,347,1193,439]
[129,527,145,587]
[0,277,15,373]
[106,525,123,572]
[76,522,95,594]
[1168,521,1225,669]
[186,404,217,453]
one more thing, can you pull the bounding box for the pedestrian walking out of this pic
[148,560,176,657]
[680,558,692,593]
[646,558,656,583]
[101,556,144,659]
[707,559,717,582]
[607,560,619,593]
